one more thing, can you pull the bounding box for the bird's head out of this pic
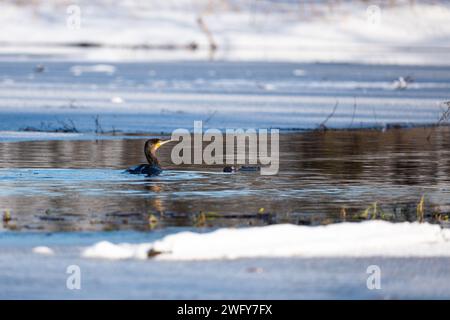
[144,138,172,155]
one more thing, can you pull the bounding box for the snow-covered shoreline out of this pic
[1,1,450,65]
[2,222,450,298]
[81,221,450,260]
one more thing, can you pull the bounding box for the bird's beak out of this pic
[156,139,172,149]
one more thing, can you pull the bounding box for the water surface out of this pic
[1,127,449,231]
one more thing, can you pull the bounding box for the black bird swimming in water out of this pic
[127,138,261,176]
[126,138,172,176]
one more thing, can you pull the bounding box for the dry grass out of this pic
[417,195,425,223]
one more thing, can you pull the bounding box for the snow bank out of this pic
[81,221,450,260]
[82,241,152,260]
[32,246,54,255]
[1,1,450,64]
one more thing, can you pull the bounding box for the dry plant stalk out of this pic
[417,195,425,223]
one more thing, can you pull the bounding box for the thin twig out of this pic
[197,16,217,60]
[204,110,218,125]
[94,114,104,134]
[427,101,450,141]
[319,100,339,130]
[350,97,357,128]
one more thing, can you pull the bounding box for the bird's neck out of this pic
[145,148,159,167]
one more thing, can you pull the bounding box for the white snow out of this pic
[81,221,450,261]
[82,241,152,260]
[293,69,307,77]
[0,1,450,64]
[70,64,116,76]
[32,246,54,255]
[110,96,124,104]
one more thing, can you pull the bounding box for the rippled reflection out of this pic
[1,127,450,231]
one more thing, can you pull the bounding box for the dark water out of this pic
[1,127,450,231]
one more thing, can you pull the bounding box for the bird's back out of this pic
[126,164,162,176]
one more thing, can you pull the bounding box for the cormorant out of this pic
[126,138,261,176]
[126,138,172,176]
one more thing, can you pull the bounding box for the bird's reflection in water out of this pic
[2,128,450,231]
[144,184,166,214]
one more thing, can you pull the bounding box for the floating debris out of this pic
[223,166,236,173]
[246,267,264,273]
[223,165,261,173]
[34,64,46,73]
